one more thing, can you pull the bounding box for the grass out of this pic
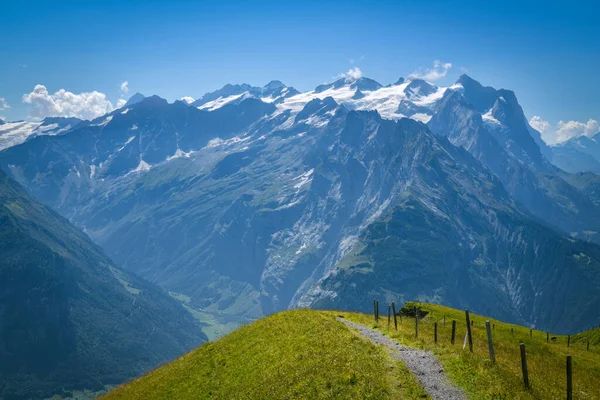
[169,291,248,341]
[340,302,600,399]
[102,303,600,400]
[101,310,427,400]
[573,326,600,346]
[179,305,241,341]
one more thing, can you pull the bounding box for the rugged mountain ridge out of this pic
[428,78,600,242]
[1,75,600,333]
[192,80,299,109]
[0,169,206,400]
[0,116,82,151]
[550,132,600,173]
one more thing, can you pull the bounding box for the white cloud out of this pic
[0,98,8,120]
[180,96,195,104]
[23,84,115,120]
[529,116,599,144]
[529,116,554,142]
[338,67,363,82]
[409,60,453,81]
[556,119,599,142]
[116,81,131,108]
[120,81,129,94]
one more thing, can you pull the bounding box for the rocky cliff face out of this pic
[429,80,600,242]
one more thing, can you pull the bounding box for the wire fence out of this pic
[372,301,597,399]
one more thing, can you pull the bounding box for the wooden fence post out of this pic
[392,301,397,330]
[374,300,377,322]
[465,310,473,352]
[511,327,514,337]
[587,340,590,351]
[415,306,419,338]
[486,321,496,363]
[376,300,379,322]
[388,305,391,327]
[434,322,438,343]
[451,320,456,344]
[566,355,572,400]
[520,343,530,389]
[530,328,532,337]
[547,332,549,343]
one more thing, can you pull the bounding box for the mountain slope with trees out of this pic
[0,170,206,400]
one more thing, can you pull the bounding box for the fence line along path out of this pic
[338,318,466,400]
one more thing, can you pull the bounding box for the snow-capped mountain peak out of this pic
[192,81,299,110]
[0,116,82,151]
[403,79,437,99]
[274,76,450,123]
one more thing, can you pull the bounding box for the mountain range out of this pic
[191,80,299,109]
[550,132,600,173]
[1,74,600,340]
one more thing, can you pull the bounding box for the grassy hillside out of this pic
[102,310,428,400]
[104,304,600,400]
[573,327,600,346]
[343,302,600,399]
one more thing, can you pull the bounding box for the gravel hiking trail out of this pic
[338,318,466,400]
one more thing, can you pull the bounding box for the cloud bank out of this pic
[338,67,363,81]
[529,116,600,144]
[120,81,129,94]
[0,98,8,121]
[409,60,452,81]
[23,84,115,120]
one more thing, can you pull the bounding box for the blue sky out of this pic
[1,0,599,143]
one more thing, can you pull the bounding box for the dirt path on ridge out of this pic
[338,318,466,400]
